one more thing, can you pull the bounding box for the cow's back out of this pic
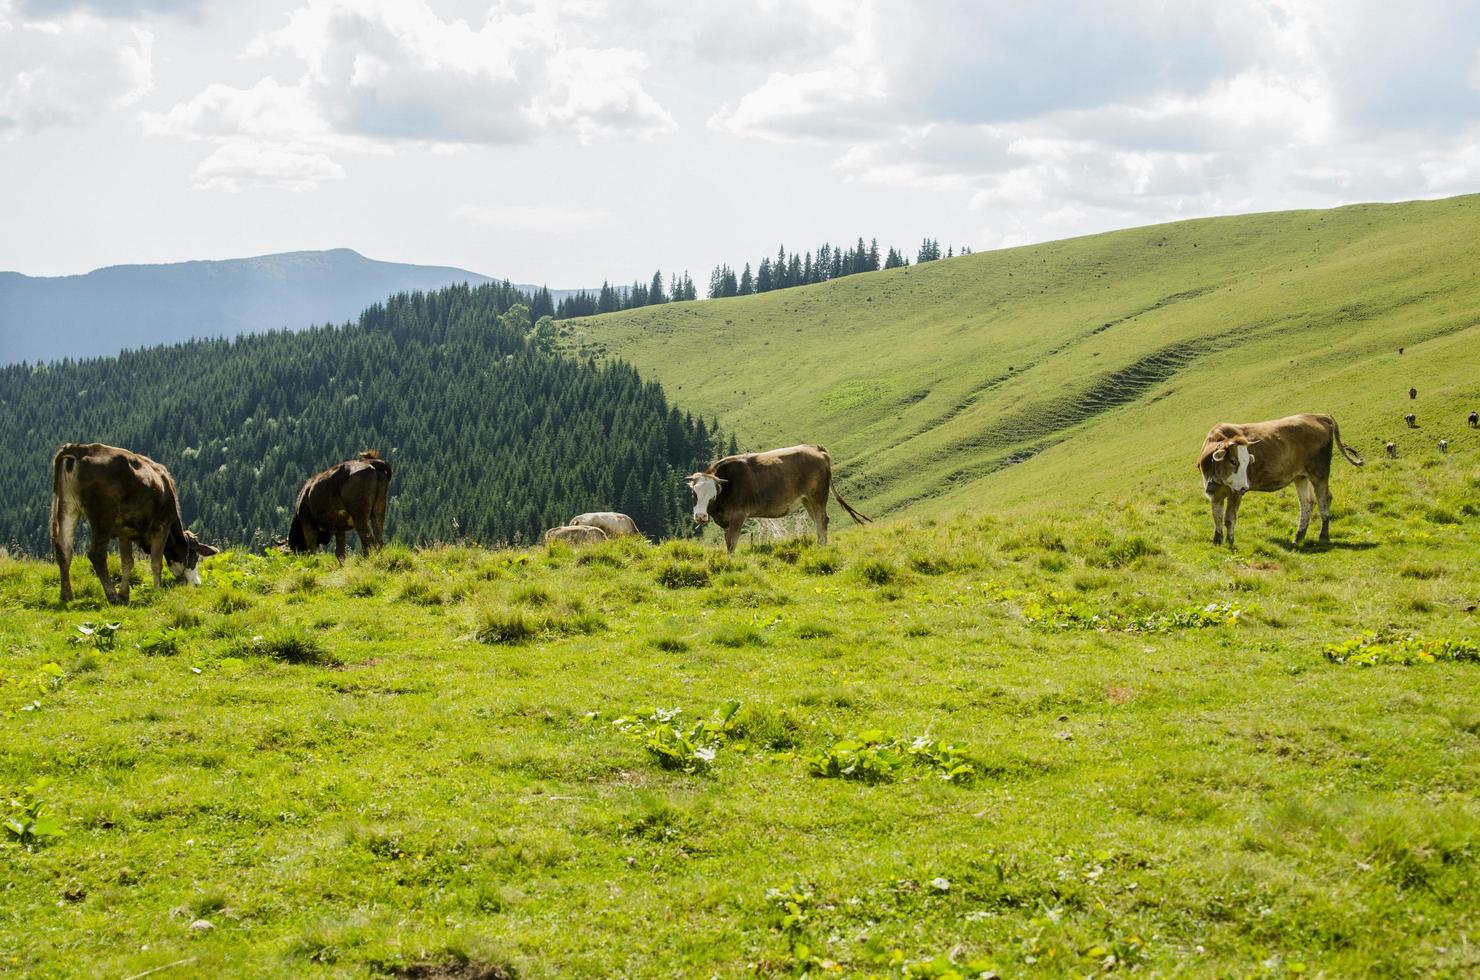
[53,443,181,540]
[712,444,831,521]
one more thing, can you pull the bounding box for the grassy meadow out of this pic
[574,194,1480,517]
[2,440,1477,977]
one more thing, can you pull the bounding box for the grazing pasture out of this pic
[575,194,1480,520]
[2,444,1476,977]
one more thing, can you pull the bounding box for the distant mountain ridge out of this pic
[0,248,575,366]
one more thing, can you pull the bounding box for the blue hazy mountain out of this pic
[0,248,564,365]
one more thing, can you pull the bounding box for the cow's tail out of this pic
[831,485,872,525]
[370,462,391,546]
[1331,417,1364,466]
[50,446,79,549]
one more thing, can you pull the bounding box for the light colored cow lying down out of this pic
[544,524,609,546]
[569,512,639,537]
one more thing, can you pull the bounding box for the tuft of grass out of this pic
[235,629,339,666]
[854,558,897,586]
[656,561,709,589]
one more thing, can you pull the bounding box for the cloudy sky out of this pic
[3,0,1479,285]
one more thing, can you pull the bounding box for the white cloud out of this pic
[192,139,346,192]
[453,202,612,233]
[153,0,675,191]
[706,0,1480,249]
[0,5,154,135]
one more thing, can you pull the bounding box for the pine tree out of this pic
[649,270,666,304]
[739,263,754,295]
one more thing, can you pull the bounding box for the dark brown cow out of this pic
[51,443,218,604]
[1198,414,1363,548]
[288,451,391,560]
[685,444,870,553]
[1469,411,1478,428]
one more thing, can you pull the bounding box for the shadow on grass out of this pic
[1265,538,1381,552]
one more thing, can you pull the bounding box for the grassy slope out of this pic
[0,447,1477,976]
[573,194,1480,518]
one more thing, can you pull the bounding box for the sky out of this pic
[3,0,1480,286]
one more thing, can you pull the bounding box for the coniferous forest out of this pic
[0,282,719,555]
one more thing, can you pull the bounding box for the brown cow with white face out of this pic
[51,443,218,604]
[685,444,871,553]
[288,451,392,561]
[1198,414,1364,548]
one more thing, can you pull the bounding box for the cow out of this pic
[287,451,391,561]
[1409,387,1418,400]
[1469,411,1478,428]
[1405,413,1417,428]
[545,524,608,546]
[569,512,640,538]
[1439,439,1449,453]
[1385,441,1397,458]
[1197,414,1364,549]
[685,444,871,554]
[51,443,218,604]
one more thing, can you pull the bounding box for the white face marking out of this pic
[184,567,202,587]
[1229,443,1252,492]
[169,560,186,580]
[689,475,721,523]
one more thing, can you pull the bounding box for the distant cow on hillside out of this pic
[51,443,218,604]
[288,451,391,561]
[1469,411,1478,428]
[1198,414,1363,548]
[569,512,639,538]
[685,444,871,553]
[1405,413,1417,428]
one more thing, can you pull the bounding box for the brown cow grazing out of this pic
[1405,413,1417,428]
[685,444,871,554]
[1409,387,1418,399]
[1385,441,1397,458]
[51,443,218,604]
[1198,414,1364,548]
[288,451,391,561]
[545,524,608,546]
[1469,411,1478,428]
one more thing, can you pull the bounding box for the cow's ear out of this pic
[185,530,220,557]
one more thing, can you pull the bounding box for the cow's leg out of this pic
[117,539,134,604]
[804,496,829,546]
[149,533,166,588]
[1315,478,1334,543]
[1293,477,1316,545]
[1223,493,1242,549]
[53,510,78,603]
[334,530,347,563]
[723,521,744,554]
[89,535,119,605]
[1210,496,1226,545]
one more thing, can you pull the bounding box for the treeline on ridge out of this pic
[0,282,722,555]
[704,237,972,299]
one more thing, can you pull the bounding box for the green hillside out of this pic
[574,194,1480,519]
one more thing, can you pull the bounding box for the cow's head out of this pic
[167,530,220,586]
[1200,438,1255,498]
[685,471,725,525]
